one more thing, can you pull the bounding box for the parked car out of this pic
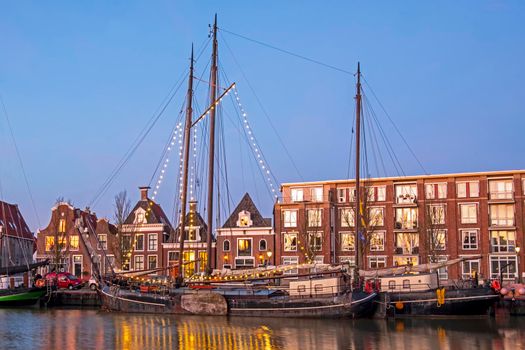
[88,277,99,291]
[45,272,83,290]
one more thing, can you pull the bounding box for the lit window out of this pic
[69,235,79,251]
[58,219,66,233]
[284,233,297,252]
[429,229,446,250]
[461,230,479,250]
[395,184,417,204]
[290,188,303,202]
[459,203,477,224]
[369,207,384,226]
[307,209,322,227]
[395,233,419,255]
[393,255,419,266]
[395,208,418,229]
[489,179,513,200]
[308,231,322,251]
[491,230,516,253]
[370,232,385,251]
[283,210,297,227]
[237,238,252,257]
[428,204,445,225]
[340,232,355,251]
[45,236,55,251]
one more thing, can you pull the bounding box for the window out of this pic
[122,234,132,251]
[370,232,385,251]
[58,236,67,251]
[490,255,517,280]
[135,234,144,251]
[235,257,255,269]
[461,230,479,250]
[369,207,384,226]
[134,255,144,270]
[105,255,115,274]
[368,256,387,269]
[490,204,514,226]
[314,255,324,264]
[461,258,480,279]
[311,187,323,202]
[45,236,55,252]
[184,228,198,241]
[395,233,419,255]
[168,251,179,266]
[148,234,158,251]
[428,204,445,225]
[393,255,419,266]
[307,209,322,227]
[429,256,448,280]
[308,231,322,251]
[136,212,145,224]
[259,239,267,251]
[429,229,446,250]
[223,240,230,252]
[395,208,418,229]
[237,238,252,257]
[489,179,513,200]
[425,183,447,199]
[339,256,356,266]
[457,181,479,198]
[459,203,477,224]
[377,186,386,202]
[290,188,303,202]
[97,234,107,250]
[340,208,355,227]
[283,210,297,228]
[491,230,516,253]
[395,184,417,204]
[122,257,130,271]
[284,233,297,252]
[148,255,157,269]
[340,232,355,251]
[282,256,298,275]
[337,188,348,203]
[58,219,66,233]
[70,235,79,251]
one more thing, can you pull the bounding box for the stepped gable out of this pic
[221,193,271,228]
[0,200,34,240]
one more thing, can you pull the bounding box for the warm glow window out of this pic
[429,229,446,250]
[395,208,418,229]
[340,232,355,251]
[45,236,55,251]
[369,207,384,226]
[284,233,298,252]
[395,233,419,255]
[290,188,303,202]
[428,204,446,225]
[370,232,385,251]
[307,209,322,227]
[69,235,79,251]
[58,219,66,233]
[491,230,516,253]
[237,238,252,257]
[489,179,513,200]
[308,231,322,251]
[490,204,514,226]
[460,203,477,224]
[340,208,355,227]
[395,184,417,204]
[283,210,297,227]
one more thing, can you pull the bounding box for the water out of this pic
[0,308,524,350]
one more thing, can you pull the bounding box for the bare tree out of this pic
[423,202,446,264]
[112,191,132,270]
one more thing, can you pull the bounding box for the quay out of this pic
[41,289,100,308]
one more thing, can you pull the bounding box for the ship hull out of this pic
[382,288,498,318]
[0,288,47,307]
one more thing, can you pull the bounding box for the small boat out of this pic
[0,287,47,307]
[361,256,500,317]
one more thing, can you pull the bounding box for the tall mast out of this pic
[205,14,218,274]
[355,62,362,271]
[177,46,194,278]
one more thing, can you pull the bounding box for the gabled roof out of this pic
[0,201,34,240]
[222,193,272,228]
[124,198,173,227]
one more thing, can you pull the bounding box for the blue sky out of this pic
[1,1,524,231]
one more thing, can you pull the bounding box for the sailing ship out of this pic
[0,200,48,307]
[99,16,377,318]
[360,256,499,317]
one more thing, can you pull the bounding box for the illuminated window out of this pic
[69,235,79,251]
[340,208,354,227]
[395,233,419,255]
[395,184,417,204]
[307,209,322,227]
[45,236,55,251]
[58,219,66,233]
[490,204,514,226]
[370,232,385,251]
[237,238,252,257]
[290,188,303,202]
[283,210,297,227]
[395,208,418,229]
[460,204,477,224]
[429,229,446,250]
[369,207,384,226]
[284,233,297,252]
[97,234,107,250]
[340,232,355,251]
[307,231,322,251]
[491,230,516,253]
[428,204,445,225]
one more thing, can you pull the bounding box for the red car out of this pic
[45,272,83,290]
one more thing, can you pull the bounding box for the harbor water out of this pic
[0,308,524,349]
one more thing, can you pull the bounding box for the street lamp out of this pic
[266,251,273,266]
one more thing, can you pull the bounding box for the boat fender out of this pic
[518,288,525,295]
[436,288,445,307]
[395,302,404,310]
[500,287,508,296]
[491,280,501,291]
[35,279,45,288]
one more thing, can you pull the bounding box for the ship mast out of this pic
[205,14,218,274]
[355,62,362,271]
[177,46,195,279]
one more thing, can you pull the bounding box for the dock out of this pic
[41,289,101,308]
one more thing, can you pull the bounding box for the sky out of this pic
[1,1,524,232]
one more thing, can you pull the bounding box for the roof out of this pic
[222,193,272,228]
[124,198,173,227]
[280,169,525,188]
[0,201,34,240]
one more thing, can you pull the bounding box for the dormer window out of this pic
[237,210,252,227]
[133,208,147,224]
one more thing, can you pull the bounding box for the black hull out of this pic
[502,298,525,316]
[382,288,498,318]
[100,286,377,318]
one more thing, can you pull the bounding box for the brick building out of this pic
[36,202,117,277]
[274,170,525,283]
[216,193,274,270]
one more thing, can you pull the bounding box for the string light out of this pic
[232,86,280,200]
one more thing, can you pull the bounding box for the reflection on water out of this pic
[0,308,524,350]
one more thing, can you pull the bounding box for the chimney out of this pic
[139,186,150,201]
